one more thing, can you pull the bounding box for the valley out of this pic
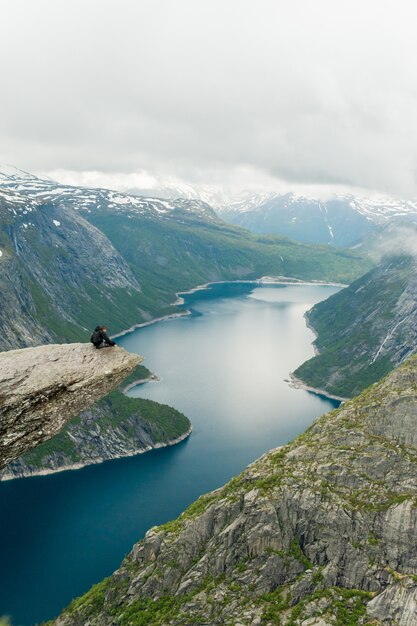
[1,169,417,626]
[3,5,417,624]
[0,169,371,351]
[0,282,339,625]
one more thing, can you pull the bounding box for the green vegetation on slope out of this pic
[86,211,372,335]
[294,255,416,397]
[52,356,417,625]
[99,391,190,443]
[0,195,371,351]
[15,392,190,471]
[119,364,153,387]
[2,365,190,476]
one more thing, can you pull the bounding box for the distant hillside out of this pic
[218,191,417,247]
[293,255,417,398]
[0,169,371,350]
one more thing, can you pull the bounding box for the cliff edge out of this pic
[54,356,417,625]
[0,343,141,469]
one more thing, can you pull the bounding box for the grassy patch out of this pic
[290,539,313,570]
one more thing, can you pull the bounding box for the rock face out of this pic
[54,356,417,625]
[0,390,191,480]
[0,191,144,351]
[294,255,417,398]
[0,343,141,469]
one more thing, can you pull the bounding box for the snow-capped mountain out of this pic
[217,192,417,247]
[126,182,243,211]
[4,166,416,248]
[115,172,417,247]
[0,166,218,222]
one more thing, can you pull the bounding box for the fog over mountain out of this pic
[1,0,417,198]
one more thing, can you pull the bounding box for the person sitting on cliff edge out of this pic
[90,325,117,349]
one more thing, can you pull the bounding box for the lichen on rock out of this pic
[53,356,417,625]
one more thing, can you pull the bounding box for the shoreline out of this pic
[289,373,347,403]
[111,311,191,340]
[303,312,321,356]
[287,308,348,403]
[113,276,346,339]
[2,279,343,482]
[0,426,193,482]
[123,373,160,394]
[113,275,345,406]
[175,275,346,300]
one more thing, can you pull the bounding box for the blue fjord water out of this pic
[0,282,340,625]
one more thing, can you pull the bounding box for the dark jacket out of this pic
[91,326,116,347]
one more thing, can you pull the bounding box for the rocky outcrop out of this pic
[0,390,191,480]
[54,356,417,625]
[0,343,141,469]
[294,255,417,398]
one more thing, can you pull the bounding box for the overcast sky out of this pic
[1,0,417,197]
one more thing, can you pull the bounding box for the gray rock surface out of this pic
[0,395,191,481]
[0,343,141,468]
[366,579,417,625]
[0,193,144,351]
[54,356,417,625]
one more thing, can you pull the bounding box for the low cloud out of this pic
[369,225,417,263]
[1,0,417,197]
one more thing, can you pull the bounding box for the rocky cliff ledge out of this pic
[54,357,417,625]
[0,343,141,469]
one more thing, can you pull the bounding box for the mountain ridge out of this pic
[51,355,417,626]
[218,191,417,247]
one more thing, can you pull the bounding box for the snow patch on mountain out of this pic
[214,191,417,247]
[0,168,217,222]
[219,191,417,222]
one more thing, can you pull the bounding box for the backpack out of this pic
[90,329,102,346]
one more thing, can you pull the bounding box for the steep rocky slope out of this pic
[0,373,191,480]
[293,255,417,398]
[0,169,371,351]
[0,190,145,350]
[53,356,417,625]
[0,343,140,469]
